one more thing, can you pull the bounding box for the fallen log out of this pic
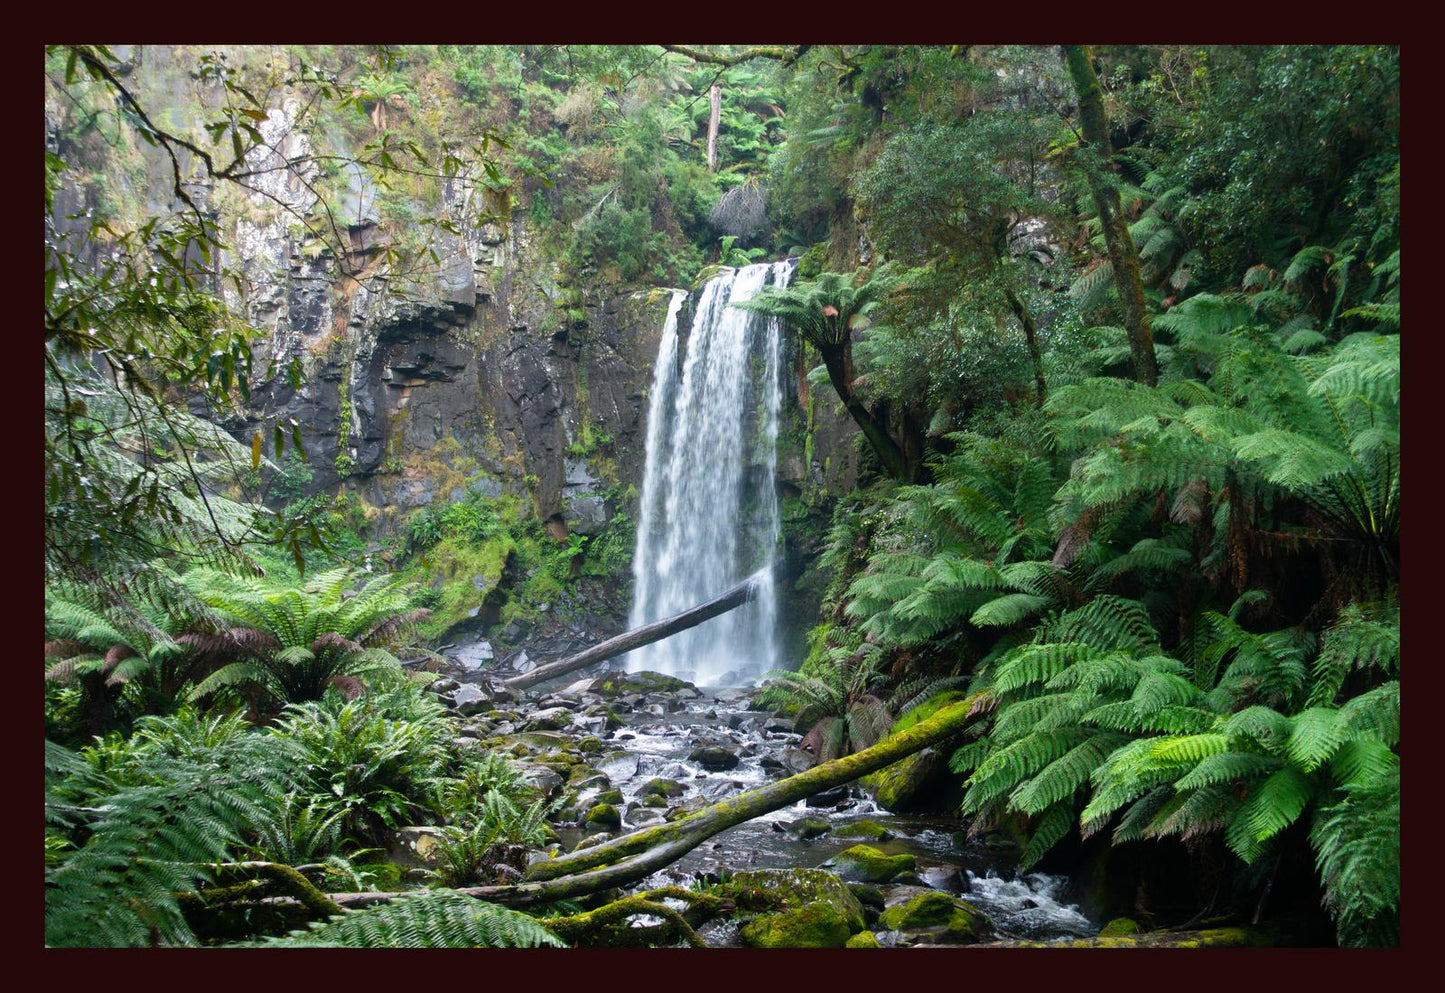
[322,690,987,911]
[503,565,774,691]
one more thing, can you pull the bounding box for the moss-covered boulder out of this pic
[877,891,993,944]
[595,789,624,805]
[835,819,894,841]
[639,777,687,799]
[833,845,916,883]
[588,670,692,697]
[727,869,866,948]
[789,815,832,840]
[640,793,668,808]
[845,930,882,948]
[583,803,621,830]
[1099,917,1141,936]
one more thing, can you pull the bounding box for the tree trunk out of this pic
[706,84,721,171]
[503,566,773,691]
[818,342,911,481]
[1062,45,1159,388]
[321,692,985,910]
[1005,286,1047,407]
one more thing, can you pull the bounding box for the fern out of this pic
[267,891,564,948]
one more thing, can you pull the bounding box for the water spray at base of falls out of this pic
[627,261,796,686]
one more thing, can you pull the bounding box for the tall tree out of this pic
[1062,45,1159,386]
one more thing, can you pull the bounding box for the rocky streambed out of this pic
[416,661,1099,947]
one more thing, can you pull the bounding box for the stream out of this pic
[439,662,1098,946]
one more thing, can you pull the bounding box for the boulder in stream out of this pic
[726,869,866,949]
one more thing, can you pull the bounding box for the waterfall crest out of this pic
[627,261,795,686]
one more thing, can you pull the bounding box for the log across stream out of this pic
[314,677,1101,943]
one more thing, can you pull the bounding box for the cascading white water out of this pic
[627,261,795,686]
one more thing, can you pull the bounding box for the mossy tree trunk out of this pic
[1062,44,1159,388]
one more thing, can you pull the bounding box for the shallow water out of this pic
[545,683,1099,944]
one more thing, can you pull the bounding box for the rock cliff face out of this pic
[207,113,859,605]
[48,80,860,655]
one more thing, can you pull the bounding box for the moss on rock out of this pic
[833,845,916,883]
[584,803,621,830]
[726,869,866,949]
[835,819,894,841]
[877,891,992,944]
[1099,917,1141,936]
[845,930,882,948]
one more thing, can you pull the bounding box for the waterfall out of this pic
[628,260,795,686]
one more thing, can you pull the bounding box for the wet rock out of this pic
[805,786,851,809]
[627,807,665,826]
[844,931,881,948]
[726,869,866,949]
[876,891,993,945]
[524,767,563,797]
[598,752,640,782]
[832,845,917,884]
[451,684,491,715]
[595,789,624,805]
[639,777,687,799]
[587,670,693,697]
[561,677,597,696]
[428,678,460,695]
[510,651,534,673]
[577,736,603,754]
[835,819,895,842]
[583,803,621,831]
[788,815,832,840]
[712,688,748,704]
[640,794,668,808]
[688,745,740,771]
[524,707,573,731]
[782,748,815,774]
[762,717,796,734]
[454,639,494,671]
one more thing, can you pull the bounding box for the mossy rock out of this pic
[577,736,604,754]
[835,819,894,841]
[639,777,686,798]
[833,845,916,883]
[583,803,621,830]
[844,930,881,948]
[640,793,668,808]
[790,815,832,840]
[595,790,624,805]
[1099,917,1141,936]
[726,869,866,948]
[589,670,692,697]
[877,891,993,944]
